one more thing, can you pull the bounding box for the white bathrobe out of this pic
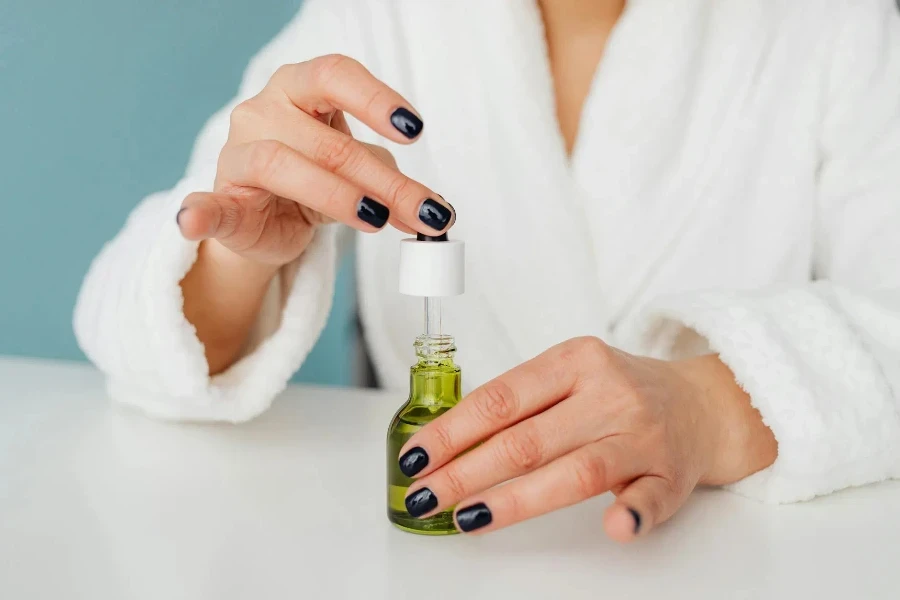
[74,0,900,504]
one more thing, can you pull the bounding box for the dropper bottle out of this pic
[386,232,465,535]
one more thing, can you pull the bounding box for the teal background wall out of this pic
[0,0,357,385]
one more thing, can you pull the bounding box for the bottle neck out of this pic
[414,333,456,365]
[409,334,461,407]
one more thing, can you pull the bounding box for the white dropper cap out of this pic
[398,233,465,297]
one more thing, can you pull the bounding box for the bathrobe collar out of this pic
[419,0,709,361]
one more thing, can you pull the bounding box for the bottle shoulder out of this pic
[391,401,456,428]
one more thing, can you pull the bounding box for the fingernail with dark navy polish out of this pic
[390,107,423,139]
[405,487,438,518]
[628,508,642,534]
[456,503,492,532]
[176,207,187,226]
[357,196,389,228]
[418,198,453,231]
[436,195,456,215]
[398,446,429,477]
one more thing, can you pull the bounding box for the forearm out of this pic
[180,239,279,375]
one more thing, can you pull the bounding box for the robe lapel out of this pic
[572,0,709,328]
[396,0,768,367]
[403,1,608,366]
[574,0,776,331]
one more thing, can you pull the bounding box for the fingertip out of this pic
[389,107,424,141]
[398,446,429,478]
[357,196,390,231]
[404,487,439,519]
[437,195,457,230]
[603,503,641,543]
[176,206,211,241]
[391,219,417,236]
[417,197,455,234]
[455,502,493,534]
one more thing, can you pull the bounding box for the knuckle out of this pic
[572,336,610,363]
[229,98,281,142]
[474,380,519,425]
[270,63,294,85]
[570,453,609,499]
[229,100,258,131]
[661,474,685,501]
[555,343,580,366]
[441,465,468,500]
[368,144,398,168]
[246,140,288,184]
[636,402,661,428]
[311,53,355,86]
[620,390,660,430]
[361,86,389,115]
[643,485,667,521]
[673,465,692,490]
[217,200,244,238]
[498,426,543,471]
[383,173,418,209]
[314,133,358,173]
[430,422,455,456]
[502,489,523,521]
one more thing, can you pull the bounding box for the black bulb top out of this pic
[417,232,448,242]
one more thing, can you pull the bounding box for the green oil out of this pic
[387,334,462,535]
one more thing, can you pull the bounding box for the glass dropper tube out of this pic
[424,297,442,337]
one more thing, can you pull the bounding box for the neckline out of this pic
[522,0,636,165]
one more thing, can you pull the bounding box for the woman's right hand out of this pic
[176,54,455,267]
[176,55,455,375]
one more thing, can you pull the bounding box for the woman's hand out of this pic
[178,54,455,374]
[177,53,454,265]
[398,337,778,540]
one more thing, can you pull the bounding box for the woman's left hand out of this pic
[398,336,778,540]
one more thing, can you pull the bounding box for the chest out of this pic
[359,0,830,365]
[544,20,616,156]
[400,6,820,255]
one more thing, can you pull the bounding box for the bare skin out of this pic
[177,0,778,540]
[401,340,777,541]
[178,1,621,372]
[178,57,451,373]
[541,0,626,153]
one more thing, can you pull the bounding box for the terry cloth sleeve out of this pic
[74,0,367,423]
[645,1,900,503]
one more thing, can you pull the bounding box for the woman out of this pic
[75,0,900,541]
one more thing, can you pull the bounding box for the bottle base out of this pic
[388,510,459,536]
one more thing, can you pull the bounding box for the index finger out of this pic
[271,54,424,144]
[398,341,583,480]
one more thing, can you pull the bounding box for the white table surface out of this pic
[1,357,899,600]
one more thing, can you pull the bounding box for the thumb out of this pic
[176,191,255,242]
[603,475,690,543]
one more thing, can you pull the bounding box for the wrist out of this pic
[673,354,778,486]
[182,240,281,375]
[201,239,281,284]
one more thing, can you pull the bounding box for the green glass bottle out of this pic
[386,333,462,535]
